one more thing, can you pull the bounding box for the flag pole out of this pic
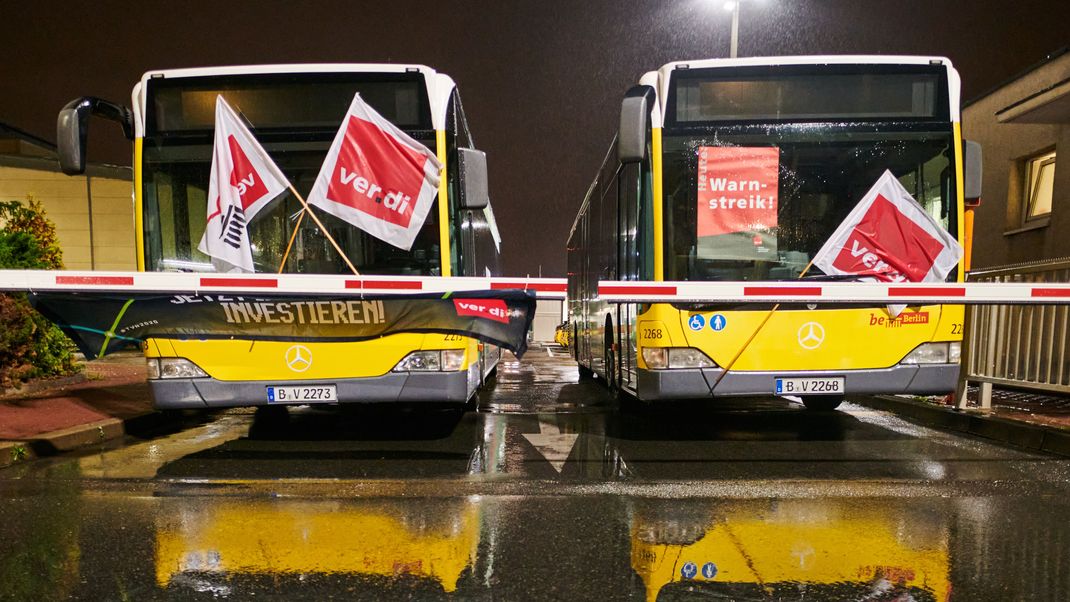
[283,185,361,276]
[277,209,307,274]
[232,103,359,276]
[710,259,815,392]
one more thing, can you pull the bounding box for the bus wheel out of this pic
[604,320,617,391]
[802,395,843,411]
[254,404,290,428]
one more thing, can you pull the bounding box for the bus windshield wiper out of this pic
[796,273,863,281]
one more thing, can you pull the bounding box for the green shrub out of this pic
[0,197,79,389]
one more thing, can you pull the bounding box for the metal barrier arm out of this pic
[598,280,1070,305]
[0,270,567,300]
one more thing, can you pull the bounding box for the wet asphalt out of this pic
[2,345,1069,601]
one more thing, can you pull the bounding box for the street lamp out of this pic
[724,1,740,58]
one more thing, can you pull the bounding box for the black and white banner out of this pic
[29,289,537,359]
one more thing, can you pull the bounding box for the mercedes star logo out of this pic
[285,345,312,372]
[797,322,825,350]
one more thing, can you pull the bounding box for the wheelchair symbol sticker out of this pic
[681,561,697,579]
[710,314,727,331]
[688,314,706,331]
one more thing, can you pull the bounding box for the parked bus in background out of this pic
[58,64,502,410]
[567,56,982,409]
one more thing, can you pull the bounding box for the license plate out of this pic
[774,377,844,396]
[266,385,337,404]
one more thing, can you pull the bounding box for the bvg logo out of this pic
[285,345,312,372]
[226,134,268,204]
[453,299,509,324]
[234,174,256,197]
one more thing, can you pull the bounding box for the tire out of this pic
[464,392,479,412]
[253,404,290,432]
[604,319,617,391]
[801,395,843,411]
[573,324,581,360]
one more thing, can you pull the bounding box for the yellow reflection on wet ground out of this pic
[631,499,949,602]
[155,498,481,595]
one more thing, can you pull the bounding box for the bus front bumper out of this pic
[149,370,475,410]
[636,364,959,401]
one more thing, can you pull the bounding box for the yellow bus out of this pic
[58,64,502,409]
[567,56,981,409]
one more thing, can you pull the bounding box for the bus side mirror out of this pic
[964,140,983,206]
[618,85,656,163]
[457,148,489,210]
[57,97,134,176]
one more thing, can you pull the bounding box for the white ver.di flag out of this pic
[811,169,963,316]
[196,96,290,272]
[305,93,442,251]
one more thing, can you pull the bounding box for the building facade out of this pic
[0,123,135,271]
[964,49,1069,269]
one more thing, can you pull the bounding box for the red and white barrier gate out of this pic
[597,280,1070,305]
[0,270,567,300]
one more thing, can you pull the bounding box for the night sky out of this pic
[3,0,1068,277]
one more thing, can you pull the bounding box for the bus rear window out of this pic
[669,64,949,124]
[147,73,431,135]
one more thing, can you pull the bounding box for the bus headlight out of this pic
[441,349,466,371]
[393,350,466,372]
[641,347,716,370]
[146,358,208,379]
[901,342,959,365]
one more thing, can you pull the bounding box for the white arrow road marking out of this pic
[522,419,579,473]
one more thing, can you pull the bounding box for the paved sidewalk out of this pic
[858,388,1070,457]
[0,352,155,467]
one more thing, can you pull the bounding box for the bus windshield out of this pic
[662,125,955,282]
[141,73,442,275]
[662,63,957,282]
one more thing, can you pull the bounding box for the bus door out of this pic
[618,162,642,390]
[581,209,593,367]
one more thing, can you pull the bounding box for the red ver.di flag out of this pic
[196,96,290,273]
[812,169,963,316]
[696,146,779,260]
[306,94,443,251]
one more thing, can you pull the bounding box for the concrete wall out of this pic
[0,159,135,270]
[963,52,1070,269]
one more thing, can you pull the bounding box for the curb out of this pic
[2,410,183,468]
[855,395,1070,457]
[26,418,125,456]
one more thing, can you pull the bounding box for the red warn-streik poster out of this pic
[696,146,779,238]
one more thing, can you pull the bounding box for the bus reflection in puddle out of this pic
[630,499,949,602]
[155,498,480,596]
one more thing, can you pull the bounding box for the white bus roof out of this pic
[643,55,961,126]
[131,63,456,134]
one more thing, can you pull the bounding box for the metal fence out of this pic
[958,257,1070,409]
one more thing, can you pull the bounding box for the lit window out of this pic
[1025,150,1056,220]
